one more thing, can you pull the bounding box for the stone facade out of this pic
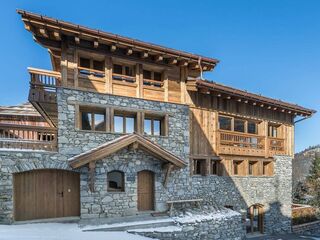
[0,87,293,235]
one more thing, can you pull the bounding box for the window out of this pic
[79,57,105,78]
[143,70,163,87]
[107,171,124,192]
[248,161,258,176]
[193,159,206,176]
[80,109,106,131]
[144,116,163,136]
[248,121,258,134]
[210,160,221,175]
[219,116,232,131]
[268,124,279,138]
[233,160,244,176]
[262,161,273,176]
[112,64,135,82]
[113,112,136,134]
[234,119,245,133]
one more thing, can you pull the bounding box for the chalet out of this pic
[0,10,316,237]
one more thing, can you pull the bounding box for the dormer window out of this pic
[79,57,105,78]
[112,64,135,83]
[143,70,163,87]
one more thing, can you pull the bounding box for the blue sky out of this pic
[0,0,319,152]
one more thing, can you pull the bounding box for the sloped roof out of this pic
[0,102,41,117]
[187,78,316,117]
[69,134,186,168]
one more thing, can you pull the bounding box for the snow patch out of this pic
[0,223,154,240]
[132,226,182,233]
[173,209,240,224]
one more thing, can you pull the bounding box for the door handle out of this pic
[57,191,64,197]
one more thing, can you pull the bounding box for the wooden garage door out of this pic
[13,169,80,221]
[137,170,154,211]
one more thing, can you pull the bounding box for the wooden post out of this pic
[74,49,78,88]
[105,56,112,94]
[163,163,174,188]
[61,42,68,86]
[88,161,96,192]
[163,70,168,102]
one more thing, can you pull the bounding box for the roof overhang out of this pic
[186,78,316,117]
[17,10,219,72]
[68,134,187,169]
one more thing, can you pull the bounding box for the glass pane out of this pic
[248,121,257,134]
[126,117,135,133]
[219,116,232,131]
[211,161,217,175]
[153,120,161,136]
[80,57,90,68]
[113,64,123,74]
[234,119,245,132]
[143,70,152,79]
[94,114,105,131]
[144,119,152,135]
[114,116,124,133]
[81,112,92,130]
[125,66,133,76]
[107,171,124,192]
[154,72,162,81]
[93,60,104,71]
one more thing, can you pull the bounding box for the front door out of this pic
[246,204,264,234]
[137,170,154,211]
[13,169,80,221]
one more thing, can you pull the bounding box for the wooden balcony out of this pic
[0,123,57,151]
[28,67,61,127]
[218,130,286,157]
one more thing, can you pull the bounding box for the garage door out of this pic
[13,169,80,221]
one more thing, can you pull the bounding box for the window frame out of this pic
[268,124,279,138]
[144,116,163,136]
[78,56,105,78]
[79,107,106,132]
[219,115,259,135]
[113,111,137,134]
[107,170,125,192]
[142,69,164,88]
[192,159,207,176]
[112,63,136,83]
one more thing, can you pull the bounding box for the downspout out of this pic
[198,57,204,80]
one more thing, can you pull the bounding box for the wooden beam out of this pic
[129,142,139,151]
[155,55,163,62]
[179,60,188,67]
[202,65,208,71]
[126,48,133,55]
[110,44,117,52]
[163,163,174,188]
[169,58,178,65]
[75,36,80,45]
[141,51,149,58]
[53,31,61,41]
[24,22,31,31]
[39,28,48,38]
[94,40,99,48]
[88,161,96,192]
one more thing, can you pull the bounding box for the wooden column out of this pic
[136,63,143,98]
[61,42,68,86]
[180,66,188,104]
[105,56,112,94]
[163,70,168,102]
[88,161,96,192]
[163,163,174,188]
[74,49,79,88]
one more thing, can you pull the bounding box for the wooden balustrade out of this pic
[0,123,57,151]
[218,130,285,157]
[112,73,136,83]
[28,67,61,88]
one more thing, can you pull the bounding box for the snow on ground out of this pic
[173,209,240,224]
[0,223,154,240]
[82,218,173,231]
[131,226,182,233]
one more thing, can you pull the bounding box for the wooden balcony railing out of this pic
[268,137,285,155]
[0,123,57,151]
[29,67,61,89]
[218,130,285,157]
[112,73,136,83]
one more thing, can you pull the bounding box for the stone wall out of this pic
[0,88,293,235]
[292,220,320,235]
[132,211,245,240]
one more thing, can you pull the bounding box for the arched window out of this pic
[107,171,125,192]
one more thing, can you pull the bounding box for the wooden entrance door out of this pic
[13,169,80,221]
[137,170,154,211]
[246,204,264,234]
